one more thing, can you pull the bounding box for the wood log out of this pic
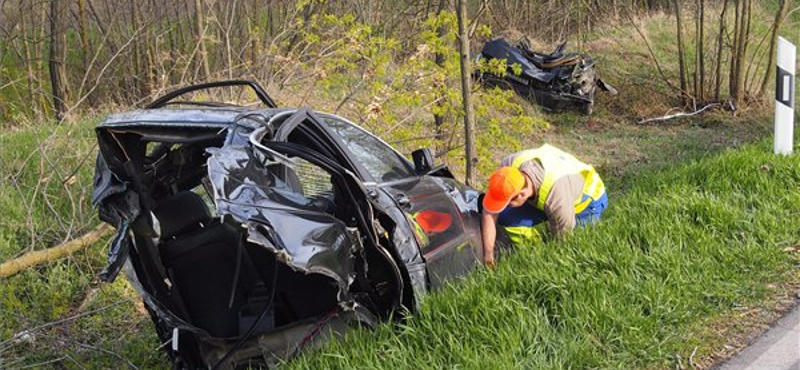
[0,224,112,279]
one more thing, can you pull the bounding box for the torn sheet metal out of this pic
[92,154,140,282]
[89,85,491,366]
[206,145,358,304]
[478,38,617,114]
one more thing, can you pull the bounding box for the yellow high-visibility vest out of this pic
[510,144,605,214]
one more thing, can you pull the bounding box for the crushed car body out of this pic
[92,80,501,369]
[477,37,617,114]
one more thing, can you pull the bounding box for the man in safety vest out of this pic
[481,144,608,267]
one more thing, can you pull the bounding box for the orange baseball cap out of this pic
[483,167,525,214]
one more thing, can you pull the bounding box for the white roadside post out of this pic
[774,37,796,155]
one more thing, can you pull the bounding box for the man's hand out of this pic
[481,212,499,270]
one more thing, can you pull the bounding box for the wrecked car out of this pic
[92,80,502,369]
[476,37,617,114]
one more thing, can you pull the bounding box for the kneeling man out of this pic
[481,144,608,267]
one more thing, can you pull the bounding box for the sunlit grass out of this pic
[285,142,799,370]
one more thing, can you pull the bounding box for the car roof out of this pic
[97,107,297,129]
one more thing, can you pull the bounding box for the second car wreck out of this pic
[477,37,618,114]
[92,81,499,369]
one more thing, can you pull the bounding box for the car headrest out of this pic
[153,191,212,240]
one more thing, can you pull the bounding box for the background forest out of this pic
[0,0,799,369]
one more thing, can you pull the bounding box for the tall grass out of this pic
[285,142,799,370]
[0,118,100,261]
[0,118,165,369]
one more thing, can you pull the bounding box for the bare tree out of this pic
[756,0,789,97]
[730,0,751,106]
[674,0,688,101]
[713,0,729,101]
[456,0,476,186]
[78,0,89,71]
[48,0,68,121]
[433,0,448,153]
[194,0,212,81]
[0,0,785,123]
[694,0,704,101]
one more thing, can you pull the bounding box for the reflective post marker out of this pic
[775,37,796,155]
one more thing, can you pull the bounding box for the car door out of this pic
[319,115,482,288]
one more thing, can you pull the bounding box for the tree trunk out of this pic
[20,0,37,109]
[37,3,50,114]
[48,0,68,121]
[674,0,688,101]
[433,0,448,154]
[130,0,143,95]
[757,0,788,97]
[0,225,111,279]
[713,0,728,101]
[733,0,750,105]
[78,0,89,72]
[195,0,212,81]
[456,0,476,186]
[696,0,705,101]
[730,0,751,105]
[729,0,740,99]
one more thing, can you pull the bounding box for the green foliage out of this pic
[0,4,795,369]
[284,142,799,370]
[278,10,548,174]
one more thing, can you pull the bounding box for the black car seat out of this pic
[153,191,262,338]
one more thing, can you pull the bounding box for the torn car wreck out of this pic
[477,38,618,114]
[92,80,494,369]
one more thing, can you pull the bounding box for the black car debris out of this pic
[92,80,504,369]
[477,37,617,114]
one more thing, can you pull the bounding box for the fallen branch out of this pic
[0,224,112,278]
[638,103,720,124]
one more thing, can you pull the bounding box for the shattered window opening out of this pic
[322,117,415,183]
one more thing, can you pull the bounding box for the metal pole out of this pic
[774,37,795,155]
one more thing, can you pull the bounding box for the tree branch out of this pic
[0,224,111,278]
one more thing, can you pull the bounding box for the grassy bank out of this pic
[285,142,800,370]
[1,3,798,367]
[1,112,789,370]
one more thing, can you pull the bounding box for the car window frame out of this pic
[316,113,417,185]
[270,109,375,183]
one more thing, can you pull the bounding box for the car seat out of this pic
[153,191,265,338]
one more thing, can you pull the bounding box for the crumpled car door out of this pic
[206,128,402,314]
[317,115,482,288]
[380,176,482,288]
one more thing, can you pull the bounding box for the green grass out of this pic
[542,110,776,194]
[1,3,798,368]
[0,118,100,261]
[0,255,166,370]
[282,142,799,370]
[0,118,166,369]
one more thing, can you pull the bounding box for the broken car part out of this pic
[476,37,618,114]
[92,81,498,369]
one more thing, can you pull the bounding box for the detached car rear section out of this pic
[477,38,617,114]
[92,81,487,369]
